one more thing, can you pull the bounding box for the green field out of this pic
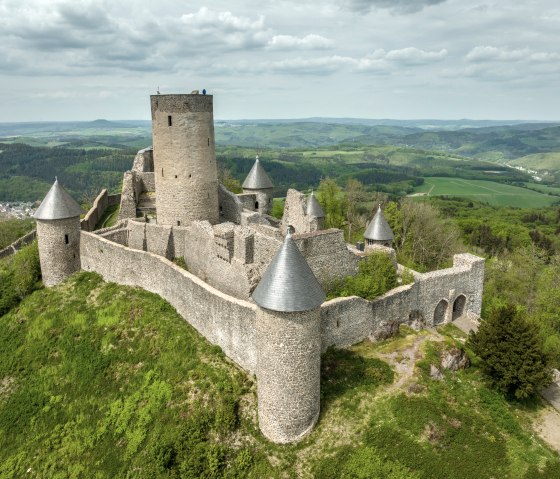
[510,152,560,171]
[523,183,560,196]
[412,177,560,208]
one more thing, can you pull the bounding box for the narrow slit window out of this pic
[208,138,210,146]
[168,115,172,126]
[177,221,181,226]
[64,234,69,244]
[162,168,164,177]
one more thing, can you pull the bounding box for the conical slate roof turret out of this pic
[242,155,273,190]
[34,178,83,220]
[252,230,325,312]
[364,204,394,241]
[306,190,324,218]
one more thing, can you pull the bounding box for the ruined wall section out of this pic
[293,229,360,288]
[320,253,484,351]
[181,221,254,298]
[415,253,484,323]
[80,231,258,372]
[218,183,243,224]
[151,94,219,226]
[81,189,121,232]
[131,147,154,172]
[0,230,37,259]
[281,189,321,234]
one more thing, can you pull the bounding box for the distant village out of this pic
[0,202,36,219]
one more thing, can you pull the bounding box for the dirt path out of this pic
[376,331,443,394]
[535,408,560,452]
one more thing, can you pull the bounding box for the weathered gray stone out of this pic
[282,189,322,234]
[37,216,81,287]
[430,365,444,380]
[151,94,219,226]
[441,348,470,371]
[256,307,320,443]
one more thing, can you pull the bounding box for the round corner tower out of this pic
[34,178,82,287]
[151,93,219,226]
[252,231,325,443]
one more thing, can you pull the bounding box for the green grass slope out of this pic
[1,273,559,478]
[412,177,559,208]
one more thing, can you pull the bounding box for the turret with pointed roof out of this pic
[364,204,394,248]
[34,177,83,221]
[306,190,324,219]
[252,229,325,312]
[242,155,274,215]
[253,230,324,443]
[34,178,82,286]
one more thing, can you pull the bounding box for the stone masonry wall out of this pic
[132,147,154,172]
[293,229,360,288]
[256,307,321,443]
[80,231,258,372]
[0,230,37,259]
[81,189,122,232]
[151,94,219,226]
[320,253,484,351]
[37,217,81,287]
[218,183,243,224]
[118,170,155,221]
[281,189,316,234]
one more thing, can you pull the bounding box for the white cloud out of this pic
[267,34,333,50]
[258,47,447,75]
[345,0,447,14]
[383,47,448,64]
[466,46,560,63]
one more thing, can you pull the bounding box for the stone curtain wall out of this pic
[218,183,243,224]
[320,253,484,351]
[118,171,155,221]
[293,229,360,289]
[131,147,154,172]
[0,230,37,259]
[90,220,483,367]
[282,189,319,234]
[80,231,258,372]
[81,189,122,232]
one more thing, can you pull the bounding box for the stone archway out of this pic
[433,299,448,325]
[452,295,467,321]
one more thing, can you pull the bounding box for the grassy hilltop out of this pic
[0,271,559,478]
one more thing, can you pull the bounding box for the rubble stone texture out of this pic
[151,94,219,226]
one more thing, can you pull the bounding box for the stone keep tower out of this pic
[252,230,326,443]
[242,155,274,215]
[34,178,83,287]
[151,93,219,226]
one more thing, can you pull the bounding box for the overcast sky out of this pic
[1,0,559,121]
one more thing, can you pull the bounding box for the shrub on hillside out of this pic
[467,304,553,400]
[0,241,41,316]
[327,251,397,300]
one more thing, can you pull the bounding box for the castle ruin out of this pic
[34,92,485,444]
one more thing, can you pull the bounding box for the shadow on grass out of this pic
[320,346,394,407]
